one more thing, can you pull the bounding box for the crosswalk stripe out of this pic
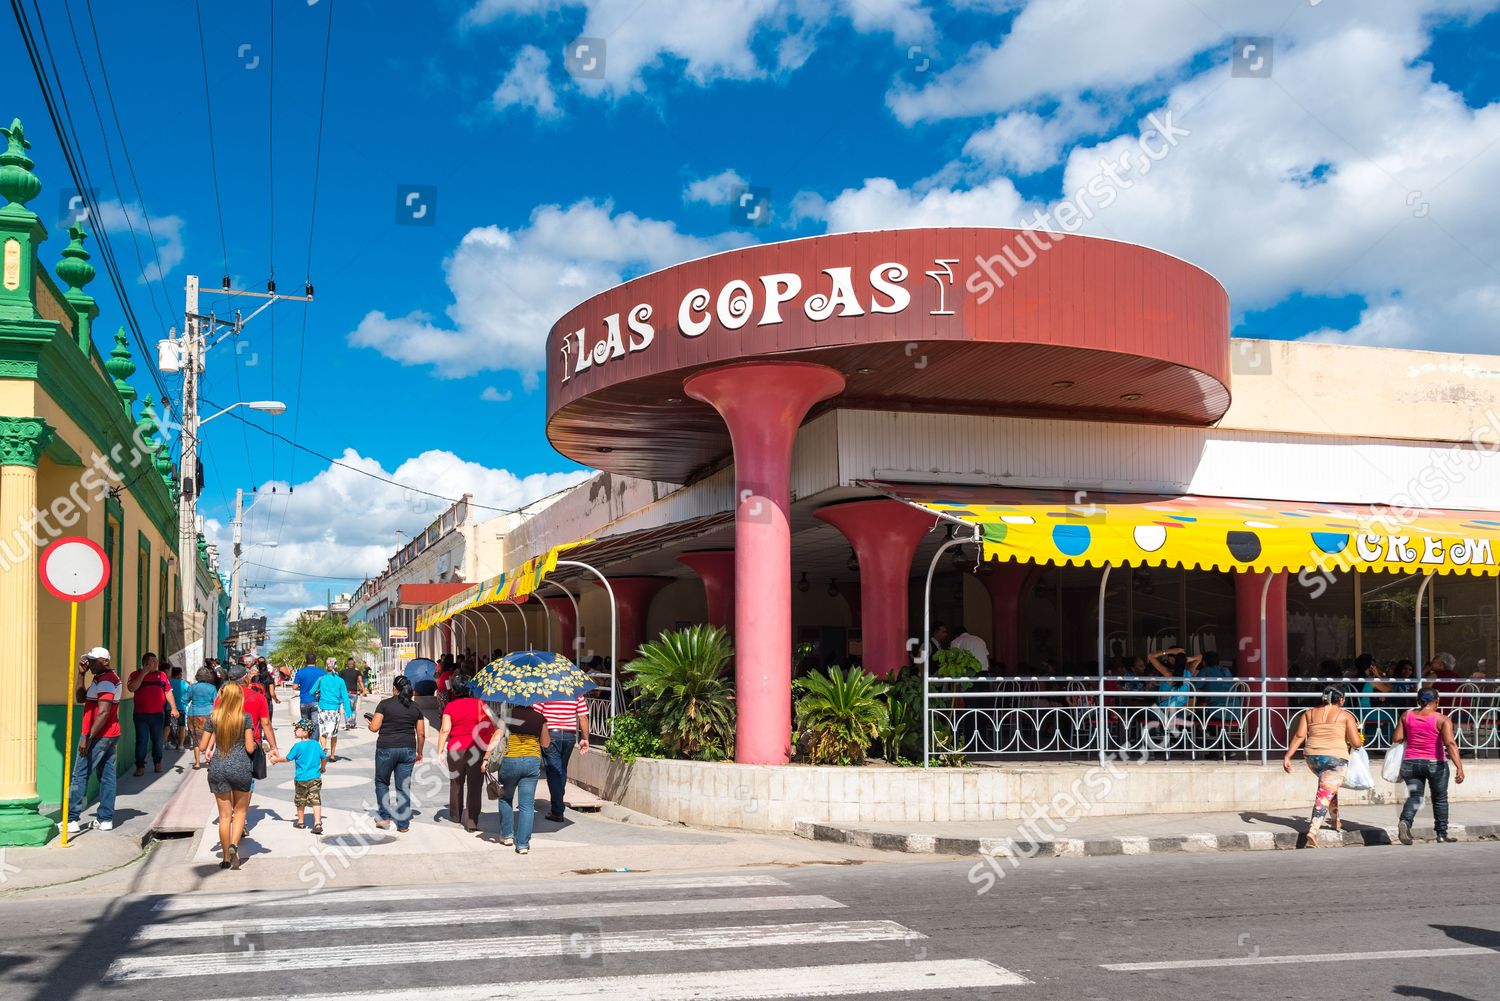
[135,894,846,940]
[194,959,1031,1000]
[150,873,788,912]
[103,920,920,982]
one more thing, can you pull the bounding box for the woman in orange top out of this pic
[1283,686,1363,846]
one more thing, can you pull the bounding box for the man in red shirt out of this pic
[127,652,177,775]
[67,647,122,832]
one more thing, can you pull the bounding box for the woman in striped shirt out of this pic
[494,704,550,854]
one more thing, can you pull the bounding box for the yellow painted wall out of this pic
[32,395,175,705]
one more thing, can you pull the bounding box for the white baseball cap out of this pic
[86,646,111,660]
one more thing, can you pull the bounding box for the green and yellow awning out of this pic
[869,482,1500,576]
[415,541,590,632]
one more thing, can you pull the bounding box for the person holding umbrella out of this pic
[472,650,595,854]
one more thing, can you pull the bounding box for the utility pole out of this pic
[161,274,310,667]
[231,487,244,621]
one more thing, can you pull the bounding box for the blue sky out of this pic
[7,0,1500,626]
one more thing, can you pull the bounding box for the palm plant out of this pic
[794,665,890,765]
[624,625,736,760]
[269,614,377,667]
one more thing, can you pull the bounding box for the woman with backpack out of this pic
[1283,686,1364,846]
[1393,687,1466,844]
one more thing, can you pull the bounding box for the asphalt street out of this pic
[0,833,1494,1000]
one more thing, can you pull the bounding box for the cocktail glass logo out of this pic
[1231,37,1273,78]
[1230,339,1271,375]
[565,36,606,80]
[729,185,772,228]
[395,185,436,226]
[58,187,96,227]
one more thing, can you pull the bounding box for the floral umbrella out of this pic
[472,650,595,706]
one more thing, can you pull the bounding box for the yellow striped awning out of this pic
[868,482,1500,577]
[415,541,590,632]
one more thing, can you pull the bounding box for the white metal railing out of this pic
[587,695,613,740]
[923,675,1500,762]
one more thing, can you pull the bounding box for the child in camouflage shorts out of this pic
[277,719,328,834]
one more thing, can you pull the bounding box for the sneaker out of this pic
[516,846,530,855]
[95,820,114,832]
[501,836,514,846]
[1398,820,1413,845]
[374,819,392,829]
[1437,834,1459,843]
[133,767,145,777]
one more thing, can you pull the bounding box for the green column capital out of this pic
[0,415,55,467]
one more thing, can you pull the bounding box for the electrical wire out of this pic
[192,0,230,279]
[58,0,174,328]
[10,0,170,402]
[201,397,581,515]
[274,0,335,554]
[243,562,370,581]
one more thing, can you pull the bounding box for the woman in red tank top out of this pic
[1392,687,1465,844]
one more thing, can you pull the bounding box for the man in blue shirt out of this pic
[293,654,326,736]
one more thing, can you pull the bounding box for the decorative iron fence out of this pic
[924,675,1500,763]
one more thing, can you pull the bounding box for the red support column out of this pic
[1235,570,1289,743]
[677,550,736,633]
[686,361,845,765]
[814,499,938,679]
[979,562,1030,674]
[542,595,580,660]
[607,577,671,664]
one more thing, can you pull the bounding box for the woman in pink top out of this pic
[437,673,494,832]
[1392,686,1466,844]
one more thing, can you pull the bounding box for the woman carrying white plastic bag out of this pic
[1382,739,1405,784]
[1283,686,1365,845]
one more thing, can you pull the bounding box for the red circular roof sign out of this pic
[40,536,111,602]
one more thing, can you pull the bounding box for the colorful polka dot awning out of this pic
[415,541,590,633]
[867,482,1500,576]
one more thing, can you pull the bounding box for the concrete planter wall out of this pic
[570,751,1500,834]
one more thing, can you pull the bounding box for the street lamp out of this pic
[201,400,287,428]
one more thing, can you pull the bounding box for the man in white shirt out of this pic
[949,625,991,671]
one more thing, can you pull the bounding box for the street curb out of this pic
[792,819,1500,857]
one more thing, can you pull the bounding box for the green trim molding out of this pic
[0,414,53,466]
[0,795,54,847]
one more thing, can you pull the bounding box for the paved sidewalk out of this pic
[2,741,196,892]
[795,800,1500,857]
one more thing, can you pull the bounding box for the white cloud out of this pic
[492,45,559,117]
[684,168,748,206]
[807,0,1500,357]
[462,0,931,96]
[93,199,185,283]
[348,200,746,385]
[480,386,513,402]
[216,448,591,632]
[962,99,1106,174]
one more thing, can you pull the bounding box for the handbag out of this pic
[1343,746,1374,790]
[1382,741,1406,783]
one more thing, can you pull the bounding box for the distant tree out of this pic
[269,614,376,667]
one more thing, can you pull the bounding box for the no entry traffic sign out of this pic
[39,536,111,602]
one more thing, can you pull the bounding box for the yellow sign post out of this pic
[40,537,112,847]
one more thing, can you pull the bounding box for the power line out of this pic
[202,397,579,516]
[192,0,229,279]
[243,562,369,581]
[11,0,171,402]
[57,0,173,329]
[275,0,335,555]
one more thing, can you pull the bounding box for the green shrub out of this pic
[623,625,736,761]
[602,712,666,762]
[793,665,889,765]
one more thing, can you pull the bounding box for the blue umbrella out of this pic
[473,650,595,706]
[403,658,437,684]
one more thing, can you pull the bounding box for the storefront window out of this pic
[1431,574,1498,678]
[1184,570,1236,663]
[1359,571,1422,671]
[1287,570,1356,677]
